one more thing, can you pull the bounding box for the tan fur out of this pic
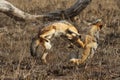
[70,19,103,65]
[30,20,83,64]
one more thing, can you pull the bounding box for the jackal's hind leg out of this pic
[41,41,52,64]
[41,51,48,64]
[70,46,91,65]
[40,29,55,42]
[70,42,97,65]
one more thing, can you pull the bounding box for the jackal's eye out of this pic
[79,35,81,38]
[67,30,73,34]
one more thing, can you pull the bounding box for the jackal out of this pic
[70,19,103,65]
[30,20,84,63]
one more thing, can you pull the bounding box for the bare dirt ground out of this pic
[0,0,120,80]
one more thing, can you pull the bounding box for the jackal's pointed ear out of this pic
[96,22,103,29]
[94,19,103,29]
[99,24,103,29]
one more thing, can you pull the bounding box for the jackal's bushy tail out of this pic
[30,37,40,57]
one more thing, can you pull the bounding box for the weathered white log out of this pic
[0,0,92,21]
[0,0,46,21]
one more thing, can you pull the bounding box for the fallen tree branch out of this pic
[0,0,46,21]
[0,0,92,21]
[47,0,92,20]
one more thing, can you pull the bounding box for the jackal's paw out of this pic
[70,58,80,65]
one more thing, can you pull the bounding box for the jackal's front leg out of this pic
[76,39,85,48]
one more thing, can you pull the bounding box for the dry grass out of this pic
[0,0,120,80]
